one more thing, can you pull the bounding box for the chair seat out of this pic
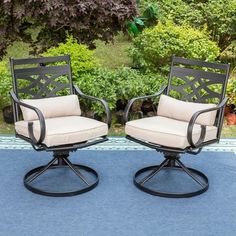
[125,116,217,149]
[15,116,108,147]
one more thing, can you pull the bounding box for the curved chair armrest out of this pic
[187,97,228,148]
[73,85,111,128]
[124,85,167,123]
[10,91,46,145]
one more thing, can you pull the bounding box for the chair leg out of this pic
[133,152,209,198]
[62,157,90,186]
[175,159,206,188]
[26,157,57,184]
[139,158,169,185]
[23,151,99,197]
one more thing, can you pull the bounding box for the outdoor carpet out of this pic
[0,149,235,236]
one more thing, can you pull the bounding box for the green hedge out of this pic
[138,0,236,51]
[0,60,12,108]
[42,35,100,75]
[227,77,236,106]
[129,21,220,73]
[75,67,167,115]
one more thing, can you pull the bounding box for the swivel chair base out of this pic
[24,151,99,197]
[134,154,209,198]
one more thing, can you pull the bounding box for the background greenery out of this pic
[129,21,220,73]
[0,0,235,136]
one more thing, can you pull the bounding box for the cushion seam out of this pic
[126,123,216,137]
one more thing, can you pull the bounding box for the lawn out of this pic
[94,34,132,69]
[0,111,14,134]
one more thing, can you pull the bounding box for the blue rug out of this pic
[0,149,236,236]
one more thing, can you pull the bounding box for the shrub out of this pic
[138,0,236,51]
[227,77,236,106]
[76,69,117,116]
[129,21,220,72]
[126,3,158,37]
[0,60,12,108]
[42,35,100,76]
[113,67,166,100]
[200,0,236,51]
[75,67,167,115]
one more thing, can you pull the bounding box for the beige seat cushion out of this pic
[157,95,217,126]
[125,116,217,149]
[15,116,108,147]
[20,95,81,121]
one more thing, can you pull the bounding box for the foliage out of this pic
[220,40,236,70]
[0,0,137,58]
[129,21,220,72]
[137,0,236,51]
[0,60,12,108]
[75,67,167,115]
[200,0,236,51]
[127,3,158,37]
[113,67,166,100]
[76,69,117,116]
[226,77,236,106]
[42,35,100,76]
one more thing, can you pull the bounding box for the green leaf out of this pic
[134,17,145,26]
[127,22,140,36]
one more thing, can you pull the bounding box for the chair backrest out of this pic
[10,55,73,100]
[10,55,74,122]
[167,56,230,104]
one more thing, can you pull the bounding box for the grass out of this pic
[0,111,14,134]
[94,34,132,69]
[5,34,133,69]
[221,122,236,138]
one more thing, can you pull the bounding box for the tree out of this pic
[0,0,137,58]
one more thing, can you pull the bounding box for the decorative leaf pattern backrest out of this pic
[167,57,230,104]
[11,55,73,100]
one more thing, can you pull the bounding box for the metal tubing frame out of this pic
[125,56,230,198]
[134,152,209,198]
[24,151,99,197]
[9,55,110,196]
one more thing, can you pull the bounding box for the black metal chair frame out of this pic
[124,56,230,198]
[10,55,111,197]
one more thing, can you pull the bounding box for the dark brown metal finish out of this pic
[10,56,110,149]
[134,165,209,198]
[167,56,230,104]
[73,85,111,128]
[10,55,73,100]
[10,55,111,196]
[134,152,209,198]
[24,151,99,197]
[124,56,230,198]
[124,85,167,123]
[10,55,73,123]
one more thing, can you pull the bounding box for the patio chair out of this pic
[10,55,111,197]
[124,56,230,198]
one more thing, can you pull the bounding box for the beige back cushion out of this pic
[20,95,81,121]
[157,95,217,126]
